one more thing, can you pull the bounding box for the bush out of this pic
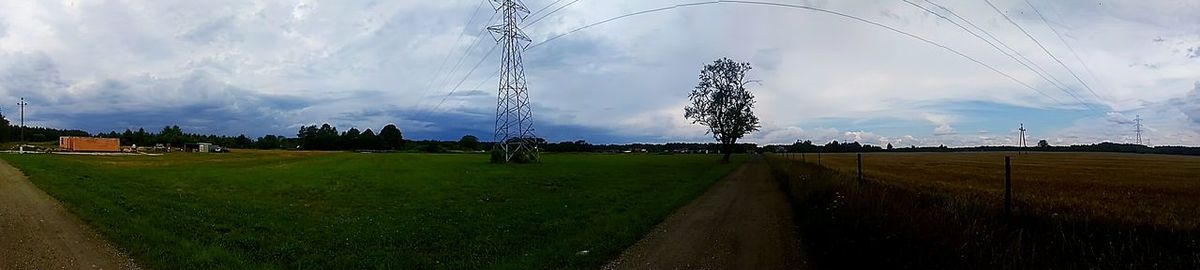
[421,143,446,153]
[490,149,539,164]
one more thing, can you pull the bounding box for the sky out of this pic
[0,0,1197,146]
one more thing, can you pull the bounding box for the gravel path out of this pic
[0,157,139,270]
[605,155,808,270]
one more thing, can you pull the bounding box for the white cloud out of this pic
[0,0,1196,145]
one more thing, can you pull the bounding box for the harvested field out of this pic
[805,152,1200,229]
[767,152,1200,269]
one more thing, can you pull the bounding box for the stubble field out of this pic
[769,152,1200,269]
[809,152,1200,228]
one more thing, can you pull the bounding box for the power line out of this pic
[529,0,1063,104]
[530,1,715,50]
[983,0,1102,108]
[1039,1,1113,101]
[925,0,1075,98]
[528,0,564,18]
[413,17,503,116]
[421,0,487,95]
[901,0,1099,113]
[412,1,496,118]
[1022,0,1105,101]
[524,0,583,28]
[428,12,501,99]
[424,43,501,118]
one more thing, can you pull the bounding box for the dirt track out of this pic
[0,157,138,269]
[605,155,808,270]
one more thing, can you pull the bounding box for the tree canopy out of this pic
[684,58,761,162]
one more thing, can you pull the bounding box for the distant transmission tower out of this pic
[1018,123,1027,154]
[488,0,538,162]
[1134,115,1143,145]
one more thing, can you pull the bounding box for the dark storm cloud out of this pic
[448,90,489,97]
[331,105,645,144]
[25,70,314,136]
[0,52,68,102]
[1170,82,1200,125]
[36,91,313,136]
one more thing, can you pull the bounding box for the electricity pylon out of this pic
[488,0,538,163]
[1018,123,1027,154]
[1134,115,1143,145]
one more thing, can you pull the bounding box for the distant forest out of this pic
[0,112,88,142]
[1,112,1197,155]
[762,140,1200,156]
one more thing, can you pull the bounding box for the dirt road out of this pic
[605,155,808,270]
[0,157,138,269]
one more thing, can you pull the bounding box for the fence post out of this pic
[1005,156,1012,215]
[857,153,864,186]
[818,152,822,166]
[801,152,806,162]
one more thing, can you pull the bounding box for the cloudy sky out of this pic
[0,0,1197,146]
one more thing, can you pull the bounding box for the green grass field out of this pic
[1,151,742,269]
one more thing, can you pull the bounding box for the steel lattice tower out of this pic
[488,0,538,162]
[1134,115,1143,145]
[1018,123,1027,154]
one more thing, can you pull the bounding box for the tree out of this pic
[459,135,480,150]
[358,129,382,150]
[684,58,761,162]
[234,134,253,148]
[135,128,148,146]
[1038,139,1051,148]
[341,128,361,150]
[0,112,9,142]
[379,124,404,150]
[257,135,282,149]
[886,143,894,150]
[316,124,338,150]
[297,125,318,149]
[159,125,184,147]
[121,129,135,146]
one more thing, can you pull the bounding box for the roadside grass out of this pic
[1,151,742,269]
[766,153,1200,269]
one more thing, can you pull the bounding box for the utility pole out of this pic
[17,97,28,142]
[488,0,538,163]
[1018,123,1027,154]
[1134,115,1143,145]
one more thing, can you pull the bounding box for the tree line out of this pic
[294,124,403,151]
[93,123,409,151]
[761,140,1200,156]
[94,125,272,149]
[0,112,88,143]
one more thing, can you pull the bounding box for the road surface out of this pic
[605,155,808,270]
[0,156,138,269]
